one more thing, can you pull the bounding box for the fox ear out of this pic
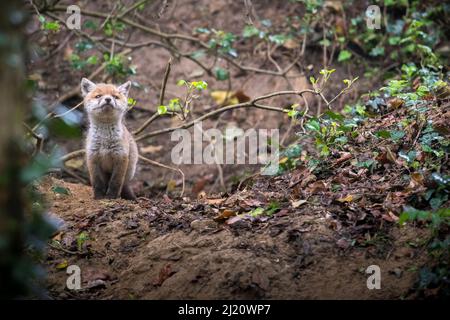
[81,78,96,97]
[117,81,131,97]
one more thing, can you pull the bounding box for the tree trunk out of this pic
[0,0,32,298]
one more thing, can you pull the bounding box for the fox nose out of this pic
[105,97,111,104]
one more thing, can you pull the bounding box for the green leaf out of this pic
[168,98,181,111]
[242,25,260,38]
[305,119,321,132]
[83,20,97,29]
[389,130,405,141]
[325,111,344,122]
[215,67,229,81]
[338,50,352,62]
[86,55,98,65]
[416,85,430,97]
[248,207,265,217]
[157,105,167,115]
[127,97,137,108]
[375,130,391,139]
[76,232,89,251]
[51,186,71,195]
[191,80,208,90]
[190,50,205,60]
[265,201,280,216]
[43,21,60,32]
[268,34,287,45]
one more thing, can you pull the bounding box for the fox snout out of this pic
[97,95,117,110]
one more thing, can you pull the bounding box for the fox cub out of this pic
[81,78,138,200]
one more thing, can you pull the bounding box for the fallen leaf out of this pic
[248,207,265,217]
[388,98,404,109]
[308,180,328,193]
[282,38,300,49]
[226,215,244,225]
[335,152,352,164]
[56,260,68,270]
[233,90,251,103]
[241,198,264,208]
[52,232,63,241]
[166,179,177,192]
[205,198,225,206]
[382,211,399,222]
[291,199,307,208]
[214,209,236,222]
[406,172,425,191]
[337,194,354,203]
[211,90,239,105]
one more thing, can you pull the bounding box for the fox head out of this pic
[81,78,131,123]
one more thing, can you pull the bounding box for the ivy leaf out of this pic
[306,119,321,132]
[215,67,229,81]
[375,130,391,139]
[242,25,260,38]
[389,130,406,141]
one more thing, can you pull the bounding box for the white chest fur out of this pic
[86,122,127,156]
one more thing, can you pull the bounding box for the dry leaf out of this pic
[388,98,404,109]
[226,215,244,225]
[166,179,177,192]
[214,209,236,222]
[291,199,307,208]
[336,152,352,164]
[205,198,226,206]
[233,90,251,103]
[211,90,239,105]
[309,181,328,193]
[382,211,399,222]
[56,260,68,269]
[282,38,300,49]
[337,194,354,203]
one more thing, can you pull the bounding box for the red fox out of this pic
[81,78,138,200]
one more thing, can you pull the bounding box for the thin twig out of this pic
[23,122,44,155]
[132,58,172,136]
[139,155,185,197]
[159,58,172,106]
[118,0,150,18]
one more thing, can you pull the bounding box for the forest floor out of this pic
[41,172,430,300]
[30,0,449,299]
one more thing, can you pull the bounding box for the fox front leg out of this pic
[89,162,108,199]
[105,156,129,199]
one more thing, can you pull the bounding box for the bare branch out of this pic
[132,58,172,136]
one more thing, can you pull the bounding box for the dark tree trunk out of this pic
[0,0,32,299]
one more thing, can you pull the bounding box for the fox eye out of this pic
[113,95,119,99]
[95,95,102,98]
